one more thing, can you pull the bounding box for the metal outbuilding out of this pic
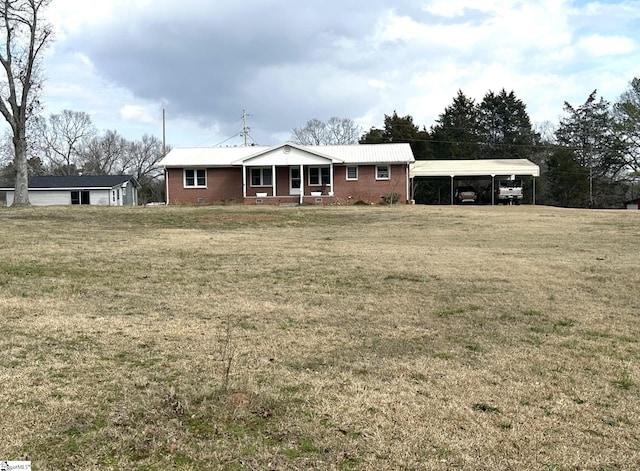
[410,159,541,204]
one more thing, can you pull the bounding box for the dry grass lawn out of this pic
[0,204,639,470]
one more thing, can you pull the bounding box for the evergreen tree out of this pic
[555,90,625,207]
[477,89,538,159]
[430,90,481,159]
[614,77,640,175]
[359,111,431,160]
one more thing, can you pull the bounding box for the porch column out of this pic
[330,163,334,195]
[299,164,304,204]
[272,165,277,197]
[242,164,247,198]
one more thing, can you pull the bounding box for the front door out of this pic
[290,167,301,195]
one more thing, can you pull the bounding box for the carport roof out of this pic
[410,159,540,178]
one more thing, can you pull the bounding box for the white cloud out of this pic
[120,105,155,123]
[577,34,636,57]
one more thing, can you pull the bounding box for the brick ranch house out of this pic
[160,143,415,205]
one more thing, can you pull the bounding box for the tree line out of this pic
[293,81,640,208]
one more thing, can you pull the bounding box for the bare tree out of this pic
[0,0,52,205]
[125,134,165,181]
[80,129,128,175]
[291,117,361,145]
[36,109,96,175]
[124,134,167,203]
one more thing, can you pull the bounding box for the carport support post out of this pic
[450,175,454,205]
[533,177,536,205]
[491,175,495,205]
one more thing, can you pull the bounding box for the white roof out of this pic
[410,159,540,177]
[159,142,415,167]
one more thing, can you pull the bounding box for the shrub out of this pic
[383,192,400,204]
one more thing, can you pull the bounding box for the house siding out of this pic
[6,189,112,206]
[167,167,243,204]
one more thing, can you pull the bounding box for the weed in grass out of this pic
[384,272,424,282]
[523,309,543,317]
[433,351,455,360]
[437,448,451,459]
[500,312,518,321]
[437,306,469,318]
[340,457,361,469]
[605,416,632,427]
[465,342,484,353]
[555,319,575,328]
[299,438,318,453]
[612,370,635,390]
[280,448,302,459]
[472,403,501,414]
[525,334,545,346]
[219,313,237,392]
[499,421,512,430]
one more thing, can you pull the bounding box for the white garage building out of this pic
[2,175,140,206]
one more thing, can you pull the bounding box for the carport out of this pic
[410,159,540,205]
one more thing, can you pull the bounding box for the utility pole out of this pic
[162,109,166,156]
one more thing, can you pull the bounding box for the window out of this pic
[346,166,358,180]
[376,165,390,180]
[250,167,272,186]
[309,167,330,186]
[184,169,206,187]
[71,190,90,205]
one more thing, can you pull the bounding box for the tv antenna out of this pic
[241,110,251,147]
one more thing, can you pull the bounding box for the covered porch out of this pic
[235,144,342,205]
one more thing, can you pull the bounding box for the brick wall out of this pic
[166,168,243,204]
[166,164,410,205]
[333,164,409,203]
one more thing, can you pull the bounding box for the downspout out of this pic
[165,168,169,205]
[406,164,410,203]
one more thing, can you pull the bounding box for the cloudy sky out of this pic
[41,0,640,147]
